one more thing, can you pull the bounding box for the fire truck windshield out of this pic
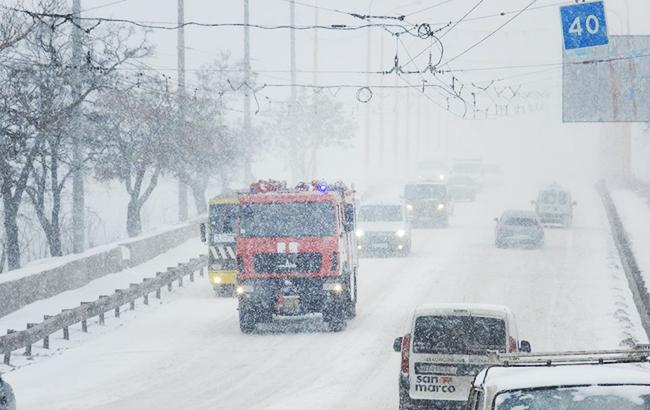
[209,204,238,234]
[240,202,336,237]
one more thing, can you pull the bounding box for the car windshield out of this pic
[359,205,402,222]
[405,184,446,200]
[412,315,506,354]
[503,217,538,227]
[240,202,336,237]
[495,385,650,409]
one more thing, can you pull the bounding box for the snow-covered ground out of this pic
[0,238,203,336]
[2,186,646,410]
[612,189,650,292]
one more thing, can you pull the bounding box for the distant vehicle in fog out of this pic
[416,159,448,182]
[494,210,544,249]
[393,304,531,410]
[356,203,411,257]
[467,347,650,410]
[0,376,15,410]
[448,175,480,202]
[452,158,484,185]
[404,181,451,228]
[532,184,576,227]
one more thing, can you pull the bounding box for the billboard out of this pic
[563,35,650,122]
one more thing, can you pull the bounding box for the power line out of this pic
[441,0,540,67]
[405,0,457,17]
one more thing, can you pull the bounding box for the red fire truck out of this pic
[235,180,359,333]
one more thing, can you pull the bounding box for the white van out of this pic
[532,184,576,227]
[392,304,531,410]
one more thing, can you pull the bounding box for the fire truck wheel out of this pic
[345,273,357,319]
[238,300,257,334]
[324,301,347,332]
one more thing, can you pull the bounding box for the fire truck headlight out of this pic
[395,229,406,238]
[236,285,254,295]
[324,282,343,293]
[355,229,365,238]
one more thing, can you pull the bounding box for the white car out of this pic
[356,203,411,256]
[467,347,650,409]
[393,304,531,410]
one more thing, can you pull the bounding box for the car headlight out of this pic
[396,229,406,238]
[355,229,365,238]
[212,276,222,284]
[406,204,414,211]
[437,203,445,210]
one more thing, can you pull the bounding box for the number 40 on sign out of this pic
[560,1,609,50]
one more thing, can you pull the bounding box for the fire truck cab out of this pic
[235,180,359,333]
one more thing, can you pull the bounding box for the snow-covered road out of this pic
[5,186,646,410]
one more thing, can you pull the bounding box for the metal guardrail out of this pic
[0,256,207,365]
[597,180,650,339]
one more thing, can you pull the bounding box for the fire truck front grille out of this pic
[254,253,323,274]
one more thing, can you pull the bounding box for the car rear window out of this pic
[504,217,538,227]
[412,315,506,354]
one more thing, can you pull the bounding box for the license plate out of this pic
[370,243,390,249]
[282,296,300,312]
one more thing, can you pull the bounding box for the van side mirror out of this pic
[393,337,403,352]
[520,340,531,353]
[200,223,207,243]
[493,217,499,223]
[344,204,355,232]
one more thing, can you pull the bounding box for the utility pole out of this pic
[404,88,411,178]
[289,0,300,182]
[416,92,422,164]
[243,0,253,184]
[378,34,385,173]
[392,75,400,174]
[71,0,85,253]
[364,3,372,178]
[311,0,319,179]
[177,0,189,221]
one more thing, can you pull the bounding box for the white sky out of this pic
[75,0,650,187]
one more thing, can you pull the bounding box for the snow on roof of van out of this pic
[475,362,650,391]
[414,303,512,318]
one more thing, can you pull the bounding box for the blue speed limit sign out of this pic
[560,1,608,50]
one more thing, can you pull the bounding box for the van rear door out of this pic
[409,315,507,402]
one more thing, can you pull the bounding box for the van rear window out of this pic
[413,315,506,354]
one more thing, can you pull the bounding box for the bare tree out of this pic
[90,76,175,237]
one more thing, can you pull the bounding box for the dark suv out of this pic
[404,182,451,228]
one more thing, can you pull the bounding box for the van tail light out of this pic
[400,334,411,374]
[509,336,517,353]
[330,252,339,272]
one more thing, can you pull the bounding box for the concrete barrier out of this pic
[0,220,203,318]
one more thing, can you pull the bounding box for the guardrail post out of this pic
[25,323,36,356]
[143,294,149,305]
[61,309,72,340]
[43,315,52,348]
[114,306,120,318]
[190,270,195,282]
[99,296,108,325]
[156,288,161,299]
[129,284,138,310]
[81,302,92,332]
[168,281,173,292]
[4,329,15,365]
